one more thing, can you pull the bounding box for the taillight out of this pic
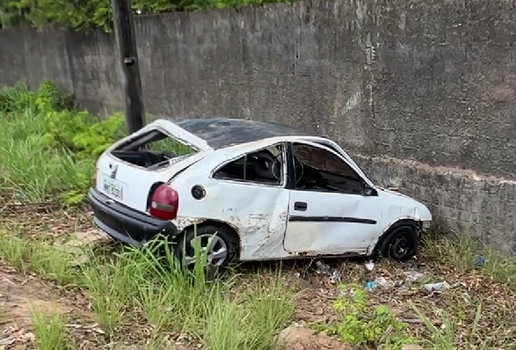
[149,184,179,220]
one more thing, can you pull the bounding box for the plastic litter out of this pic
[424,281,450,293]
[315,260,331,275]
[314,260,341,284]
[365,280,377,291]
[365,260,375,271]
[330,269,341,284]
[403,270,425,282]
[474,255,486,267]
[373,276,394,288]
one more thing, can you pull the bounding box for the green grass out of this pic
[422,231,516,287]
[0,229,296,349]
[0,108,90,202]
[0,81,124,205]
[410,301,495,350]
[31,307,68,350]
[0,229,81,284]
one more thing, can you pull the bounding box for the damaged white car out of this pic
[89,117,432,267]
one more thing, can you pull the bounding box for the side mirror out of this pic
[362,183,376,196]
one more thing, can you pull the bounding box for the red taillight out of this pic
[149,184,179,220]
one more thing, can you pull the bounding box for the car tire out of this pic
[378,223,419,262]
[175,224,239,269]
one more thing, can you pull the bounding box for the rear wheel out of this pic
[377,223,419,262]
[176,224,239,269]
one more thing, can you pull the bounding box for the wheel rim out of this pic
[389,234,410,260]
[183,234,228,267]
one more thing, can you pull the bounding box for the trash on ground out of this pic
[365,280,377,291]
[314,260,341,284]
[374,276,394,288]
[365,260,375,271]
[403,270,425,282]
[330,269,341,284]
[315,260,331,275]
[474,255,486,267]
[424,281,450,293]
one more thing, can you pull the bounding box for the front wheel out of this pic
[378,223,419,262]
[175,225,239,269]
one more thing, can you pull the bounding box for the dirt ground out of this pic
[1,205,516,350]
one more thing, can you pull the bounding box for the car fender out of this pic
[366,216,425,255]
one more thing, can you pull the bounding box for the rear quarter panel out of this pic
[170,147,291,260]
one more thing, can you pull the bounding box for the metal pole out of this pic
[111,0,145,133]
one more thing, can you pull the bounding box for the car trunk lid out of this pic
[95,119,209,212]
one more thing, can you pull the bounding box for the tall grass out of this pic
[422,232,516,287]
[0,85,92,202]
[0,229,296,349]
[31,307,68,350]
[410,301,496,350]
[0,81,124,204]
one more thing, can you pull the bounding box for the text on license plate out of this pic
[103,178,124,200]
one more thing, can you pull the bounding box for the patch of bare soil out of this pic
[276,322,353,350]
[0,204,94,241]
[0,262,103,350]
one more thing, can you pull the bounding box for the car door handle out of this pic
[294,201,307,211]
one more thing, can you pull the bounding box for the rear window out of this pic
[110,129,197,170]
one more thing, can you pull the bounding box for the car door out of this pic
[283,141,382,255]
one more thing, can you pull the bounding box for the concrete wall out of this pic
[1,0,515,250]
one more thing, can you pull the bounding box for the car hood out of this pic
[377,187,432,221]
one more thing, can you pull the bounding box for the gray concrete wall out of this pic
[1,0,515,250]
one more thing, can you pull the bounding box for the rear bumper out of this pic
[88,188,178,246]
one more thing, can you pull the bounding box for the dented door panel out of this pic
[284,191,381,255]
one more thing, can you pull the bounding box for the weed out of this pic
[411,301,494,350]
[312,283,416,349]
[31,307,68,350]
[0,229,80,284]
[80,254,138,331]
[0,217,296,348]
[29,241,80,285]
[0,230,27,267]
[0,81,125,205]
[423,233,516,287]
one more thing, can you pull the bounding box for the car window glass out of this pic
[292,143,363,194]
[213,144,285,186]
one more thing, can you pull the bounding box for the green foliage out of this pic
[312,283,416,349]
[0,0,292,32]
[0,80,126,205]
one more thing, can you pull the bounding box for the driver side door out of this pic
[283,142,381,255]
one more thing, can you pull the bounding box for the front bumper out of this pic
[88,188,178,246]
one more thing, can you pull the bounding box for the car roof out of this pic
[172,117,314,150]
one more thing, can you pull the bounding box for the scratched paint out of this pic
[94,118,432,261]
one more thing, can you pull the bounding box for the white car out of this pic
[89,117,432,267]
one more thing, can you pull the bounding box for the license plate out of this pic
[103,178,124,200]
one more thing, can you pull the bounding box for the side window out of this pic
[291,143,363,194]
[213,144,285,186]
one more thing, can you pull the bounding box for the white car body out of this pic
[90,118,432,261]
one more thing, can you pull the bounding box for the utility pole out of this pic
[112,0,145,133]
